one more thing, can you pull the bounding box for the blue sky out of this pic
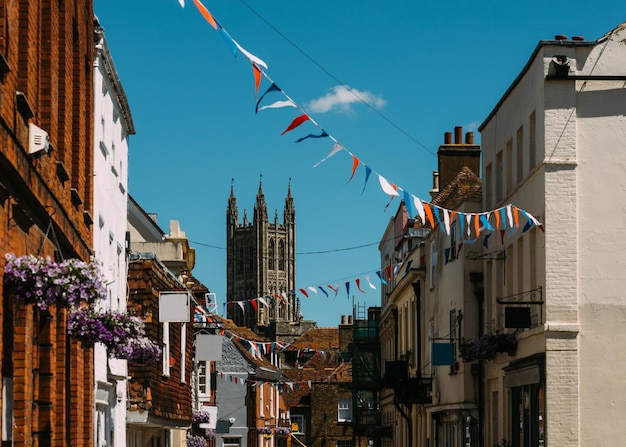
[93,0,623,327]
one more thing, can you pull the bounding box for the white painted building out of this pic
[479,22,626,447]
[92,19,135,447]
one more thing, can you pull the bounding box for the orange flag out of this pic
[252,64,262,93]
[193,0,218,29]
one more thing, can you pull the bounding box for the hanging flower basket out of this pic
[192,409,212,424]
[275,427,290,437]
[257,427,272,435]
[459,333,517,362]
[4,253,106,310]
[186,435,208,447]
[67,307,161,364]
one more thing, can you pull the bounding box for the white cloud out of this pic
[307,85,386,114]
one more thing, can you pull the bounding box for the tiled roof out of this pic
[287,327,339,351]
[431,165,482,210]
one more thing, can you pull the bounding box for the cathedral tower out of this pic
[226,177,299,333]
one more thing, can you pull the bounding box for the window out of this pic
[162,322,170,377]
[278,240,285,271]
[338,397,352,422]
[180,322,186,383]
[268,239,275,270]
[291,414,305,434]
[450,221,457,261]
[223,437,242,447]
[198,360,208,395]
[449,309,458,374]
[430,240,437,289]
[506,139,513,194]
[529,111,537,169]
[516,126,524,183]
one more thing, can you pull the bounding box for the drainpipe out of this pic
[470,272,484,446]
[392,305,413,447]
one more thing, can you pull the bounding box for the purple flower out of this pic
[186,436,208,447]
[192,409,212,423]
[4,253,107,309]
[460,333,517,362]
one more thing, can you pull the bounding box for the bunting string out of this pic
[179,0,543,234]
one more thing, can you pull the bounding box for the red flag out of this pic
[355,278,365,293]
[299,288,309,298]
[250,299,258,312]
[281,114,310,135]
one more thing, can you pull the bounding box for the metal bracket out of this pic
[466,250,506,261]
[497,286,543,305]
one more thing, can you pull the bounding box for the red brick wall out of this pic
[127,259,195,424]
[0,1,95,446]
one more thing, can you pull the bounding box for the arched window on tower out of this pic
[278,240,285,271]
[269,239,275,270]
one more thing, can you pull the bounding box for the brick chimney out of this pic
[437,126,481,190]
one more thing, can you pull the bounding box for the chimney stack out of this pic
[341,315,346,325]
[437,126,481,190]
[454,126,462,144]
[348,315,353,325]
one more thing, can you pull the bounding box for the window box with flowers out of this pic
[459,332,517,362]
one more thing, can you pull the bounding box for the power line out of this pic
[189,235,394,255]
[237,0,436,157]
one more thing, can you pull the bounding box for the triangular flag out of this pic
[313,142,344,168]
[318,286,329,297]
[404,260,414,275]
[480,213,494,231]
[361,166,372,195]
[250,299,258,312]
[376,271,388,285]
[256,83,281,113]
[295,130,329,143]
[299,288,309,298]
[378,175,399,196]
[345,282,350,298]
[423,203,435,228]
[365,274,377,290]
[281,114,310,135]
[307,286,318,295]
[258,100,296,113]
[252,64,262,93]
[216,24,238,57]
[347,155,360,183]
[258,297,268,307]
[355,278,366,293]
[483,233,492,248]
[232,38,268,69]
[178,0,185,7]
[193,0,217,29]
[413,196,425,224]
[403,190,414,219]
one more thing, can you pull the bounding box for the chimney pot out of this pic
[341,315,346,325]
[465,132,475,144]
[348,315,353,325]
[454,126,463,144]
[444,132,452,144]
[555,34,568,40]
[572,35,584,41]
[432,170,439,191]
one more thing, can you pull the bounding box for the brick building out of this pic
[0,1,96,446]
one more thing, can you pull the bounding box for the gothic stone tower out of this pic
[226,177,299,333]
